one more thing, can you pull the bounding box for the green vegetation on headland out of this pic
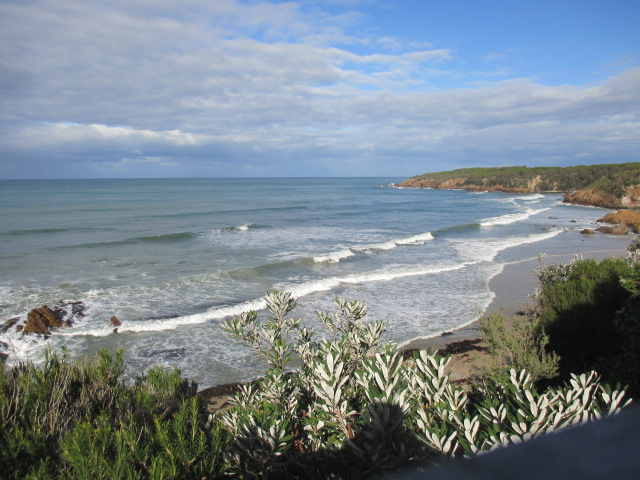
[3,244,640,478]
[400,162,640,209]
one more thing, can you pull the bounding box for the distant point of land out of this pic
[400,163,640,209]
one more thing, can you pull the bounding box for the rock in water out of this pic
[0,317,20,333]
[597,210,640,231]
[596,225,630,235]
[24,305,64,335]
[110,316,122,327]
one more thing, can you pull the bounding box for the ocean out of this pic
[0,177,630,387]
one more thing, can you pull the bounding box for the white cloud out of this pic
[0,1,639,178]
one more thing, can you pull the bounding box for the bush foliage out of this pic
[0,350,225,479]
[533,251,640,394]
[407,162,640,196]
[480,310,558,382]
[218,292,629,478]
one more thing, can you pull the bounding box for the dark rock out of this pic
[71,302,86,317]
[1,317,20,333]
[110,316,122,327]
[16,325,23,332]
[596,225,630,235]
[113,328,119,334]
[24,305,64,335]
[581,229,596,235]
[569,220,577,223]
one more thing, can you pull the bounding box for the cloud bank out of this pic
[1,0,638,178]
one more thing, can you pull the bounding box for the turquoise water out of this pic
[0,178,624,386]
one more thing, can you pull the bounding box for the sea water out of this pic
[0,178,629,386]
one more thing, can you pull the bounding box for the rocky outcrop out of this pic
[4,301,87,336]
[0,317,20,333]
[622,186,640,208]
[597,210,640,232]
[580,229,596,235]
[400,164,640,209]
[110,315,122,333]
[595,225,630,235]
[24,305,66,335]
[562,189,623,209]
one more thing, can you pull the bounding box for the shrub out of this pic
[533,248,640,396]
[0,349,226,479]
[480,310,558,382]
[533,255,637,375]
[219,292,630,478]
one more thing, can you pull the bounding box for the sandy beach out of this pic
[394,239,631,383]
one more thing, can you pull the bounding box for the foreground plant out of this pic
[0,350,225,479]
[533,242,640,395]
[480,309,558,382]
[219,291,631,478]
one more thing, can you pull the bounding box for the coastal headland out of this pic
[399,163,640,209]
[393,163,639,384]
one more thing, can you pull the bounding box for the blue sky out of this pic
[0,0,639,179]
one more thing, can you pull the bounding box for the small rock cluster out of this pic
[1,302,126,361]
[0,301,86,337]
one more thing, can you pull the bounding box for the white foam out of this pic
[364,231,434,251]
[284,263,467,299]
[313,249,356,263]
[60,262,467,336]
[452,230,561,262]
[312,232,433,263]
[367,240,399,251]
[481,208,549,227]
[395,232,435,245]
[519,194,545,201]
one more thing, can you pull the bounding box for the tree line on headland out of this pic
[400,162,640,209]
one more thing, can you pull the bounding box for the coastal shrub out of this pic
[533,253,640,390]
[480,310,558,382]
[0,349,226,479]
[0,349,126,479]
[219,291,630,478]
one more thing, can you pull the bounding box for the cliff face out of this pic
[562,189,623,209]
[400,177,539,194]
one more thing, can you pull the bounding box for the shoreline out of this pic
[198,243,631,406]
[399,246,630,354]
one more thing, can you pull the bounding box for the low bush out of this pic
[0,349,226,479]
[480,310,558,382]
[533,250,640,394]
[219,292,630,478]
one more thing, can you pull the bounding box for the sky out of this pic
[0,0,639,179]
